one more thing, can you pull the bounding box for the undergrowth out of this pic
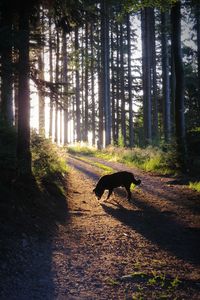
[67,144,177,175]
[68,144,200,192]
[189,182,200,192]
[0,128,69,236]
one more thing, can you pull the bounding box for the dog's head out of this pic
[136,179,141,186]
[93,187,104,200]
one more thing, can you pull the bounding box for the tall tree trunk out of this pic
[38,10,45,135]
[151,9,158,142]
[54,30,59,143]
[17,7,32,178]
[90,21,96,146]
[38,49,45,134]
[75,26,81,142]
[111,19,116,145]
[161,11,171,142]
[62,31,69,145]
[196,1,200,113]
[120,22,126,146]
[84,22,89,143]
[48,17,53,139]
[141,8,152,145]
[116,23,120,144]
[101,0,111,146]
[0,6,13,126]
[127,14,134,147]
[171,1,187,170]
[98,25,103,149]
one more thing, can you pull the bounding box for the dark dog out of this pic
[93,171,141,201]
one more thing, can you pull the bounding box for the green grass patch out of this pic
[92,162,114,175]
[189,181,200,192]
[67,144,96,156]
[67,145,177,175]
[69,155,114,175]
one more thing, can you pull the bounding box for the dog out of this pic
[93,171,141,201]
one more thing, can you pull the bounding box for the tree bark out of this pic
[75,26,81,142]
[171,1,187,170]
[17,6,32,178]
[0,6,13,126]
[127,14,134,147]
[100,0,111,146]
[141,8,152,145]
[161,11,171,142]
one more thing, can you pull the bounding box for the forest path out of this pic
[1,154,199,300]
[51,153,200,299]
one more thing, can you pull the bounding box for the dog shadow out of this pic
[100,199,200,266]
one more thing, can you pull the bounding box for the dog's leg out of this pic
[125,184,131,201]
[106,189,113,200]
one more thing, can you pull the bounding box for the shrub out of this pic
[31,131,68,180]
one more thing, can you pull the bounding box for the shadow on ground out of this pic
[68,155,200,267]
[101,199,200,266]
[0,174,69,299]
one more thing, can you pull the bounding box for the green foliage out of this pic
[67,144,96,156]
[67,144,179,175]
[31,131,68,180]
[189,182,200,192]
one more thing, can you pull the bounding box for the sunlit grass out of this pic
[67,144,96,156]
[189,181,200,192]
[69,153,114,175]
[31,131,69,181]
[92,162,114,174]
[67,144,176,175]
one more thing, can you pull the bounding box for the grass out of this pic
[67,144,176,175]
[189,181,200,192]
[68,144,200,192]
[106,269,182,300]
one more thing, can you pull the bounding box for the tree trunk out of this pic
[17,7,32,178]
[75,26,81,142]
[171,1,187,170]
[161,11,171,142]
[0,6,13,126]
[48,17,53,139]
[120,22,126,146]
[38,49,45,135]
[62,31,69,145]
[84,22,89,143]
[196,1,200,112]
[151,9,158,142]
[101,0,111,146]
[141,8,152,145]
[54,30,59,143]
[98,26,103,149]
[127,14,134,147]
[90,21,96,146]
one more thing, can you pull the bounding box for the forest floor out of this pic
[0,153,200,299]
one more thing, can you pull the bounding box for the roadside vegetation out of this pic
[0,126,69,235]
[67,144,178,175]
[67,144,200,192]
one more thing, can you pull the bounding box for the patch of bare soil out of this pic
[0,154,199,299]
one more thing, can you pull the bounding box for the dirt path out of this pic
[58,154,200,299]
[1,154,199,299]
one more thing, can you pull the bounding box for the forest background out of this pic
[0,0,199,193]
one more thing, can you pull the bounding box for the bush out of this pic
[31,131,68,180]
